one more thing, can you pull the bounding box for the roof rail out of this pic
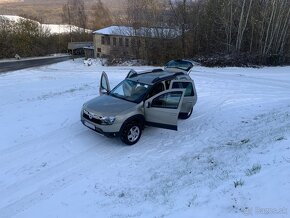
[127,68,164,78]
[152,68,163,72]
[151,72,185,83]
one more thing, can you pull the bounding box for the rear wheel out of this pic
[120,122,142,145]
[179,107,193,119]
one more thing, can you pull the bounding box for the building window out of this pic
[131,38,136,47]
[125,38,129,47]
[97,48,101,52]
[101,36,105,45]
[106,37,110,45]
[113,37,117,46]
[119,38,123,46]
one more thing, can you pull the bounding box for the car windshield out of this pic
[109,79,151,103]
[165,60,193,71]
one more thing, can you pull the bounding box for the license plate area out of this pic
[84,121,95,130]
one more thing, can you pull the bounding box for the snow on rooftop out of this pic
[93,25,181,39]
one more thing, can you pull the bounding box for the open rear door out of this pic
[126,69,138,78]
[99,71,111,95]
[169,80,197,113]
[144,89,184,131]
[164,60,194,74]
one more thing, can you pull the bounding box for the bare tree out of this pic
[91,0,112,29]
[62,0,87,32]
[235,0,253,52]
[126,0,162,28]
[222,0,234,53]
[261,0,290,55]
[62,1,73,42]
[169,0,190,58]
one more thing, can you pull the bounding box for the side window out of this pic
[151,91,183,109]
[147,83,164,99]
[172,82,194,96]
[100,72,110,94]
[101,76,108,90]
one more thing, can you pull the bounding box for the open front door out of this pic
[99,71,111,95]
[144,89,184,131]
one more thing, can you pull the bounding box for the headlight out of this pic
[100,116,116,125]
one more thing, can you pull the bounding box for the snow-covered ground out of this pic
[0,59,289,218]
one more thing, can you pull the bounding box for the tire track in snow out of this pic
[0,136,128,218]
[0,122,82,162]
[194,71,290,90]
[0,121,123,195]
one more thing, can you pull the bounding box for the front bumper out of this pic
[81,112,122,137]
[81,119,119,137]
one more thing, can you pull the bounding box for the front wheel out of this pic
[120,122,142,145]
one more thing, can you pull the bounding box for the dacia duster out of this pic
[81,60,198,145]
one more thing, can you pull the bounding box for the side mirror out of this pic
[100,88,108,95]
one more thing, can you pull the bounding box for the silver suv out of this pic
[81,60,198,145]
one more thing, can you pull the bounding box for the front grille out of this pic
[83,112,102,124]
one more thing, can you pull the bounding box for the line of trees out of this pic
[0,0,289,66]
[0,0,112,59]
[0,17,53,58]
[0,15,92,59]
[121,0,290,66]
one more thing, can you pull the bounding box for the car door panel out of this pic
[144,89,184,130]
[170,80,197,113]
[99,71,111,95]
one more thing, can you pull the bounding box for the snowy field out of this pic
[0,59,289,218]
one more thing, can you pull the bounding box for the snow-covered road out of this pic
[0,60,289,218]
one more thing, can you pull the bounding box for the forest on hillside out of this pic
[121,0,289,66]
[0,0,289,66]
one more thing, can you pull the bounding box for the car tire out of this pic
[120,122,142,145]
[179,107,193,120]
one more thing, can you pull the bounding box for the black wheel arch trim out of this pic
[120,114,145,132]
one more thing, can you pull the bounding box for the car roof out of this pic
[128,69,186,85]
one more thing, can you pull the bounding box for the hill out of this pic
[0,0,127,25]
